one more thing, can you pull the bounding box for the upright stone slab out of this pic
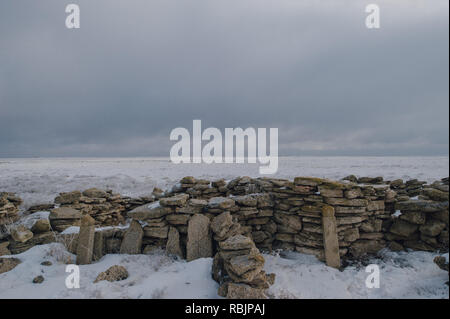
[321,205,340,268]
[166,226,183,258]
[186,214,212,261]
[120,220,143,254]
[76,215,96,265]
[93,231,104,261]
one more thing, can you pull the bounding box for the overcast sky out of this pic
[0,0,448,157]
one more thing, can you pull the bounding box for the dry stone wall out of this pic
[0,175,448,297]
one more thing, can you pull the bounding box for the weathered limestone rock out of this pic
[422,188,449,202]
[419,219,446,237]
[31,219,51,233]
[318,186,343,198]
[82,188,108,198]
[324,198,368,207]
[395,200,449,213]
[360,219,382,233]
[208,197,236,210]
[431,210,449,225]
[120,220,143,254]
[11,225,33,243]
[341,227,360,242]
[186,214,212,261]
[128,203,171,220]
[221,282,267,299]
[49,207,82,232]
[160,194,189,207]
[321,205,340,268]
[367,200,385,211]
[225,254,265,281]
[349,239,386,257]
[219,235,254,251]
[94,265,128,283]
[294,177,325,187]
[0,193,22,225]
[344,188,363,199]
[165,213,191,225]
[0,241,10,255]
[0,257,21,274]
[76,215,96,265]
[8,231,54,255]
[273,212,302,232]
[389,220,418,237]
[143,225,169,238]
[166,227,183,258]
[210,212,233,239]
[399,211,426,225]
[54,191,82,204]
[93,232,104,261]
[434,256,449,272]
[32,275,44,284]
[234,195,258,207]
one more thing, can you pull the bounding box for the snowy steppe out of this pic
[0,156,449,299]
[1,156,448,209]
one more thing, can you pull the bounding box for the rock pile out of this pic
[211,212,275,299]
[170,176,228,199]
[54,188,152,227]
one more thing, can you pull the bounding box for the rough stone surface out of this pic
[11,225,33,243]
[0,257,21,274]
[120,220,143,254]
[166,227,183,258]
[94,265,129,283]
[76,215,96,265]
[321,205,340,268]
[186,214,213,261]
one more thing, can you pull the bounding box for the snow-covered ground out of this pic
[0,156,448,209]
[0,243,447,299]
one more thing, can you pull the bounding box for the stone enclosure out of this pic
[1,175,449,298]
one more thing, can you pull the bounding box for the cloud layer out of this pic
[0,0,448,157]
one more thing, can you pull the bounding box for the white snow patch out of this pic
[147,201,160,209]
[0,244,448,299]
[392,210,402,217]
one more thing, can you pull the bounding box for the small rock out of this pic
[94,265,128,283]
[32,275,44,284]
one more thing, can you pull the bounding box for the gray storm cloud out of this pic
[0,0,448,157]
